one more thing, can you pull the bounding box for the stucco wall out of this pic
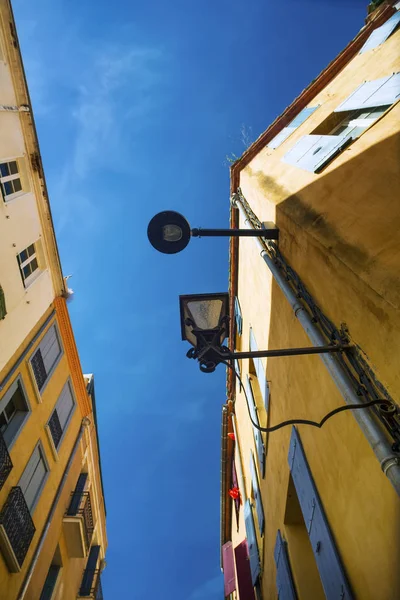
[230,25,400,600]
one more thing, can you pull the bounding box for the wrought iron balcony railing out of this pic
[66,491,94,552]
[79,569,103,598]
[0,486,35,570]
[0,430,13,491]
[48,410,63,449]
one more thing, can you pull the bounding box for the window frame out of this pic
[46,379,76,455]
[0,375,31,450]
[29,323,64,398]
[0,159,24,202]
[18,441,50,514]
[17,243,40,288]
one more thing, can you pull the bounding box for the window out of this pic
[267,106,319,149]
[244,500,260,586]
[17,243,39,287]
[30,324,62,393]
[0,377,30,449]
[40,546,62,600]
[48,381,75,450]
[245,375,265,478]
[285,427,353,598]
[283,73,400,173]
[359,10,400,54]
[18,443,49,513]
[0,160,23,201]
[249,329,269,410]
[250,451,264,535]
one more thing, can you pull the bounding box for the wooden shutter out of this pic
[234,297,243,336]
[222,541,236,596]
[244,500,260,585]
[249,329,269,410]
[334,73,400,112]
[288,428,354,599]
[268,107,319,149]
[234,540,256,600]
[283,133,353,173]
[55,382,74,430]
[274,530,297,600]
[360,12,400,54]
[245,376,265,477]
[80,545,100,595]
[19,445,47,511]
[41,325,61,375]
[40,565,60,600]
[250,451,264,534]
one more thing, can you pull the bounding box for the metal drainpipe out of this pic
[17,419,90,600]
[235,199,400,496]
[220,404,229,570]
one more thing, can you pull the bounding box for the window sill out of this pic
[2,191,29,204]
[23,268,47,291]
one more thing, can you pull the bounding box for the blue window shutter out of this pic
[245,376,266,478]
[80,545,100,595]
[360,12,400,54]
[274,530,297,600]
[334,73,400,112]
[40,565,60,600]
[283,133,353,173]
[288,428,354,599]
[268,107,319,149]
[244,500,260,585]
[249,329,269,410]
[234,297,243,336]
[250,451,264,534]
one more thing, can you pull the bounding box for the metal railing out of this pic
[0,430,12,490]
[66,491,94,551]
[79,569,103,598]
[48,410,63,449]
[0,486,35,567]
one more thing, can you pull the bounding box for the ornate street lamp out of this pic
[147,211,279,254]
[179,293,351,373]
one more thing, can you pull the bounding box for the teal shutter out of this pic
[283,133,353,173]
[244,500,260,585]
[268,107,319,149]
[19,445,48,512]
[250,329,269,409]
[250,451,264,534]
[334,73,400,112]
[274,530,297,600]
[0,285,6,320]
[360,12,400,54]
[288,428,354,599]
[234,297,243,336]
[245,376,265,477]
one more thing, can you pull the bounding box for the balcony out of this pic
[79,569,103,599]
[0,431,13,491]
[64,491,94,558]
[0,486,35,572]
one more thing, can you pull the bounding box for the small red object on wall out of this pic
[228,432,235,441]
[229,486,240,500]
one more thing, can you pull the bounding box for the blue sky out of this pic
[13,1,368,597]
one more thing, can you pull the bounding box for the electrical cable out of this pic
[222,360,392,433]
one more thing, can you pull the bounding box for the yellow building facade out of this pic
[221,2,400,599]
[0,299,107,600]
[0,1,107,598]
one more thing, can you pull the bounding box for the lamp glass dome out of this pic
[179,293,229,347]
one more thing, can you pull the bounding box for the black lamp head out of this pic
[147,211,191,254]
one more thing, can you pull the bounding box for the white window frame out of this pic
[330,105,390,138]
[0,159,23,202]
[0,376,31,450]
[17,243,40,288]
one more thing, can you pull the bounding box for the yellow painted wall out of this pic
[230,25,400,600]
[0,309,107,600]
